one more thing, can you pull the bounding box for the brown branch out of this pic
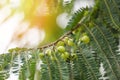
[7,23,81,53]
[36,23,81,50]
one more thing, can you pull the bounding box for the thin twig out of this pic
[36,23,81,50]
[15,23,81,52]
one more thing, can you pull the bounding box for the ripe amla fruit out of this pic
[56,41,64,46]
[61,52,70,60]
[63,37,74,46]
[67,39,74,46]
[50,56,56,61]
[45,49,52,56]
[57,46,65,53]
[63,37,69,44]
[80,35,90,44]
[39,52,45,59]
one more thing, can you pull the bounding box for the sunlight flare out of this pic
[9,0,21,8]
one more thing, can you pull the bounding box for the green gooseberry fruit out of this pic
[63,37,69,43]
[67,39,74,46]
[39,53,44,59]
[45,49,52,56]
[61,54,66,60]
[50,56,56,61]
[80,35,90,44]
[57,46,65,53]
[61,52,69,60]
[64,52,70,58]
[57,41,64,46]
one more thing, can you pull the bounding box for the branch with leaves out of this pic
[0,0,120,80]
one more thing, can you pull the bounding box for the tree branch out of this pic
[37,23,81,50]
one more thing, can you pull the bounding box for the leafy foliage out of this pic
[65,7,89,31]
[0,0,120,80]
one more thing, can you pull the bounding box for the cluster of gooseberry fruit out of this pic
[39,36,78,62]
[39,25,90,62]
[56,37,77,61]
[39,48,56,61]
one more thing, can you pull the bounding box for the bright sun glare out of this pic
[0,0,45,54]
[0,0,95,54]
[0,0,95,80]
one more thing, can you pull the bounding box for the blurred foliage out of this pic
[38,0,75,45]
[19,0,76,46]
